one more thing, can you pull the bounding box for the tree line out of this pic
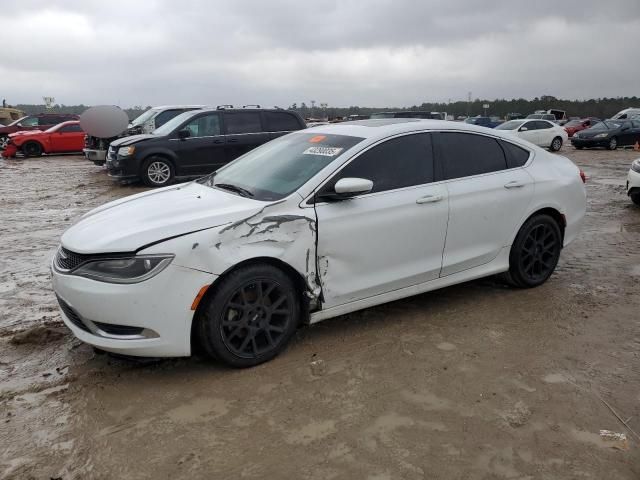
[7,95,639,121]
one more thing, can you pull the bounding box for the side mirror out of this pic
[317,177,373,202]
[177,129,191,139]
[519,127,528,132]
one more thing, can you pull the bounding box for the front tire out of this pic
[504,214,562,288]
[631,193,640,206]
[608,137,618,150]
[197,264,300,368]
[550,136,563,152]
[141,156,174,187]
[0,135,9,150]
[22,141,43,157]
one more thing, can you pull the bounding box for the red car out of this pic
[0,113,79,149]
[564,117,600,137]
[2,121,85,158]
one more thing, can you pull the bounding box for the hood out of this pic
[578,128,612,138]
[110,133,157,147]
[9,129,42,137]
[61,182,267,254]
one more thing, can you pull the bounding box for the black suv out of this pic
[106,107,306,187]
[0,113,79,149]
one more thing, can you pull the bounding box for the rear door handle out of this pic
[504,181,525,189]
[416,194,444,204]
[228,139,238,143]
[213,139,224,144]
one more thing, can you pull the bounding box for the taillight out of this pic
[580,170,586,183]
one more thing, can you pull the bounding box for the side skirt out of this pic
[309,247,511,324]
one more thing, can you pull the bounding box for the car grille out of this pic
[56,295,91,333]
[55,247,93,271]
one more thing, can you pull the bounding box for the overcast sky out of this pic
[3,0,639,108]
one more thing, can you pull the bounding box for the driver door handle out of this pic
[504,181,525,189]
[416,194,444,204]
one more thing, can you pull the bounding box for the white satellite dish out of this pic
[80,105,129,138]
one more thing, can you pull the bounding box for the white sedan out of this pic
[496,119,568,152]
[52,120,586,367]
[627,158,640,205]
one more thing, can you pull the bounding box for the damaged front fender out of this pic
[141,199,322,308]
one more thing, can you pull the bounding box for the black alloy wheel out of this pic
[23,141,43,157]
[608,137,618,150]
[504,214,562,288]
[198,264,299,367]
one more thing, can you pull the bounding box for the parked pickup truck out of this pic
[83,105,204,165]
[464,116,503,128]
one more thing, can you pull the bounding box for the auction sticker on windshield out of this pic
[303,146,344,157]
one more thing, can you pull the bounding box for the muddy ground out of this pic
[1,148,640,479]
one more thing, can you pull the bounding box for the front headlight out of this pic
[117,146,135,156]
[632,159,640,174]
[73,254,174,284]
[594,133,609,138]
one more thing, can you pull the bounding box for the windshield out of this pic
[152,110,198,135]
[9,116,27,126]
[199,132,365,201]
[45,123,63,133]
[495,120,525,130]
[129,109,156,127]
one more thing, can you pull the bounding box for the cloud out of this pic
[2,0,639,107]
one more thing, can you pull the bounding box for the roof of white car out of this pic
[305,119,507,140]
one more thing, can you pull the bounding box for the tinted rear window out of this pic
[434,132,507,180]
[264,112,301,132]
[224,112,262,134]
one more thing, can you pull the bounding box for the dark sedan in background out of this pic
[571,119,640,150]
[563,117,600,137]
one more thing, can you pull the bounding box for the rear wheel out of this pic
[0,135,8,150]
[631,193,640,206]
[22,141,43,157]
[197,264,300,368]
[608,137,618,150]
[504,214,562,288]
[141,156,174,187]
[550,136,563,152]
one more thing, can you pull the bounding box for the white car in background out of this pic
[627,158,640,205]
[496,119,568,152]
[51,119,586,367]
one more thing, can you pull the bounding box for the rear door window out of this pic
[330,133,433,194]
[434,132,507,180]
[264,112,301,132]
[224,112,263,134]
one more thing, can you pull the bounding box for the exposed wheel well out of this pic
[190,257,311,353]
